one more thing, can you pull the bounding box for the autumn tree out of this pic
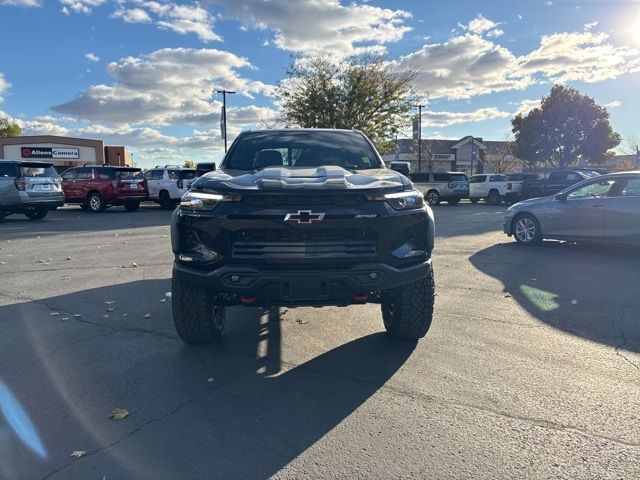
[183,160,196,168]
[512,85,620,169]
[275,54,419,151]
[0,115,21,137]
[483,137,518,173]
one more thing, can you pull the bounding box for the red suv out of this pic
[61,165,149,212]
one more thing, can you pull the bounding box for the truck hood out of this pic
[194,166,410,193]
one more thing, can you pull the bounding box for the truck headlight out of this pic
[376,190,425,211]
[180,191,234,211]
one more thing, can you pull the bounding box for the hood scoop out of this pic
[258,166,349,189]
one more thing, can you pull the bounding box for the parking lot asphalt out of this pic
[0,203,638,480]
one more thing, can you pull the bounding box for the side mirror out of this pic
[556,192,568,201]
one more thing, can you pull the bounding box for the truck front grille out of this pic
[231,228,377,260]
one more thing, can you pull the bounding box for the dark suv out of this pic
[171,129,436,344]
[61,165,148,212]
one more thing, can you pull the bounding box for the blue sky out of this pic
[1,0,639,166]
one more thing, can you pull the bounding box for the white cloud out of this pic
[0,0,41,6]
[0,73,9,103]
[545,1,553,6]
[53,48,272,125]
[467,15,499,35]
[17,119,70,136]
[113,7,152,23]
[584,21,598,31]
[605,100,622,108]
[397,34,531,99]
[487,29,504,38]
[514,98,541,116]
[520,31,640,83]
[421,107,510,127]
[208,0,411,55]
[85,52,100,62]
[60,0,106,14]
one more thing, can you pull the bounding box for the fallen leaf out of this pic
[70,450,86,458]
[160,298,166,303]
[73,314,82,317]
[119,265,127,268]
[106,308,114,312]
[0,261,5,265]
[122,313,129,317]
[108,408,129,420]
[207,377,215,383]
[113,233,119,237]
[61,275,71,280]
[50,312,60,316]
[165,292,172,299]
[142,313,151,319]
[47,258,52,262]
[104,300,115,305]
[295,319,308,325]
[103,314,110,318]
[504,294,512,298]
[65,256,72,261]
[62,317,70,320]
[131,262,139,268]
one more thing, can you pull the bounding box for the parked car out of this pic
[521,169,601,199]
[195,162,216,177]
[145,166,196,209]
[0,160,64,221]
[469,174,508,205]
[61,165,148,212]
[171,128,435,343]
[504,171,640,245]
[411,172,469,205]
[506,173,540,203]
[389,161,411,176]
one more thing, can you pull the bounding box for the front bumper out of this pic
[503,213,514,235]
[173,259,432,306]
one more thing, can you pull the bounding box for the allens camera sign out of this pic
[21,147,80,160]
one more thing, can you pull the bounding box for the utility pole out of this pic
[216,89,236,153]
[470,136,476,176]
[417,105,425,172]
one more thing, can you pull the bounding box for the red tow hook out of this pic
[352,294,368,303]
[240,295,257,305]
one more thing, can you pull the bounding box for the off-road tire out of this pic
[159,190,174,210]
[124,200,140,211]
[87,193,106,213]
[487,190,502,205]
[470,197,480,204]
[172,275,225,344]
[381,267,435,340]
[24,206,48,220]
[447,197,460,206]
[425,190,441,206]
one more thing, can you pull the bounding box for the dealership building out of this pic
[0,135,132,171]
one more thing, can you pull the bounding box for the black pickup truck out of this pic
[520,169,602,200]
[170,129,435,343]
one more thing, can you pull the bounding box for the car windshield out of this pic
[19,165,58,178]
[114,168,144,180]
[450,174,468,182]
[223,131,382,170]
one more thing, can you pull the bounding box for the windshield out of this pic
[114,168,144,180]
[450,174,468,182]
[223,131,382,170]
[19,165,58,178]
[581,170,601,178]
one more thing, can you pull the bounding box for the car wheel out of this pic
[425,190,441,206]
[24,206,48,220]
[470,198,480,204]
[87,193,106,213]
[159,190,174,209]
[124,200,140,212]
[381,267,435,340]
[487,190,501,205]
[513,213,543,246]
[172,276,226,344]
[447,197,460,206]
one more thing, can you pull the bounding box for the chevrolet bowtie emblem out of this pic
[284,210,326,224]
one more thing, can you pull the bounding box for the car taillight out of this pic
[507,182,512,190]
[177,180,183,189]
[111,180,118,188]
[448,181,454,188]
[14,177,26,191]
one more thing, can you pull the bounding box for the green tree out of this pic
[512,85,620,169]
[183,160,196,168]
[275,54,419,151]
[0,115,21,137]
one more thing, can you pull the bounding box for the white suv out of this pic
[469,174,508,205]
[145,166,196,209]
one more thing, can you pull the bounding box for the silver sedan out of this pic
[504,171,640,245]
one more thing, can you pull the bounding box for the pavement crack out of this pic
[611,318,640,371]
[41,386,219,480]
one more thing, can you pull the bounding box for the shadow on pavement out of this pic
[0,279,415,479]
[435,203,507,239]
[470,240,640,353]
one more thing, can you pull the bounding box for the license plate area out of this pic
[130,183,139,189]
[282,277,327,301]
